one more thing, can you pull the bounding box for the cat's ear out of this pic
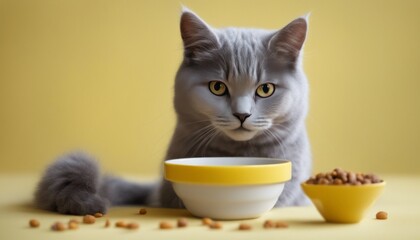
[268,15,309,64]
[180,8,219,60]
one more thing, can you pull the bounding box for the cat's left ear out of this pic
[268,15,309,64]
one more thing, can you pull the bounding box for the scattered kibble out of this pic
[159,221,173,229]
[177,218,188,228]
[29,219,40,228]
[238,223,252,230]
[83,215,96,224]
[263,220,274,229]
[275,221,289,228]
[126,222,140,230]
[105,219,111,228]
[305,168,383,185]
[68,221,78,230]
[51,222,66,231]
[139,208,147,215]
[202,217,213,226]
[94,213,103,218]
[115,221,127,228]
[376,211,388,220]
[69,219,79,224]
[209,221,222,229]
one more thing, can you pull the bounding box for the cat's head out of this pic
[174,9,309,142]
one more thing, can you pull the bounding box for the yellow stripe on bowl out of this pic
[164,157,292,185]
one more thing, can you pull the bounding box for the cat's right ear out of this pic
[268,16,308,65]
[180,8,219,60]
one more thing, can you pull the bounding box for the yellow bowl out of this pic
[301,182,386,223]
[164,157,291,220]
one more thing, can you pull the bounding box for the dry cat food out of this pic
[51,222,66,231]
[105,219,111,228]
[263,220,288,229]
[202,217,213,226]
[83,215,96,224]
[177,218,188,228]
[263,220,274,229]
[139,208,147,215]
[68,221,79,230]
[305,168,383,185]
[94,213,103,218]
[29,219,40,228]
[126,222,140,230]
[159,221,174,229]
[115,221,127,228]
[69,219,80,224]
[238,223,252,230]
[376,211,388,220]
[209,221,222,229]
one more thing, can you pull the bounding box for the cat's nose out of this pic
[233,113,251,123]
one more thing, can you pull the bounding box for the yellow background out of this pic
[1,0,419,176]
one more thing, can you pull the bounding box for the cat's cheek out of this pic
[272,93,294,117]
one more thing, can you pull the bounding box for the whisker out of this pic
[189,128,217,157]
[263,129,287,159]
[185,125,217,157]
[201,130,220,156]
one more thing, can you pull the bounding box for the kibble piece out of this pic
[105,219,111,228]
[94,212,103,218]
[159,221,173,229]
[305,176,316,184]
[348,172,357,184]
[177,218,188,228]
[315,173,325,179]
[376,211,388,220]
[51,222,66,231]
[209,221,222,229]
[363,178,372,184]
[29,219,40,228]
[263,220,274,228]
[238,223,252,230]
[318,178,330,185]
[126,222,140,230]
[115,221,127,228]
[139,208,147,215]
[83,215,96,224]
[69,219,79,224]
[68,221,78,230]
[202,217,213,226]
[275,221,289,228]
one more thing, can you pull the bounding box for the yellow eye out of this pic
[256,83,275,98]
[209,81,227,96]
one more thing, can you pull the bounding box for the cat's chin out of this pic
[223,128,258,142]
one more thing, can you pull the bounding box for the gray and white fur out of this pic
[35,9,311,215]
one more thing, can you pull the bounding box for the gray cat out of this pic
[35,9,311,215]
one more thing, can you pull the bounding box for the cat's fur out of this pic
[34,9,311,215]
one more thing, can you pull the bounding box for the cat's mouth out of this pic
[223,126,258,141]
[234,126,253,132]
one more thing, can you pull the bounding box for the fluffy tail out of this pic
[34,151,157,215]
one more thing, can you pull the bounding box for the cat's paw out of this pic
[35,151,108,215]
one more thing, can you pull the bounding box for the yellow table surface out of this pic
[0,174,419,240]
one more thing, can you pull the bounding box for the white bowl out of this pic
[164,157,291,220]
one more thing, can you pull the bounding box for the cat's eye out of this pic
[256,83,275,98]
[209,81,227,96]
